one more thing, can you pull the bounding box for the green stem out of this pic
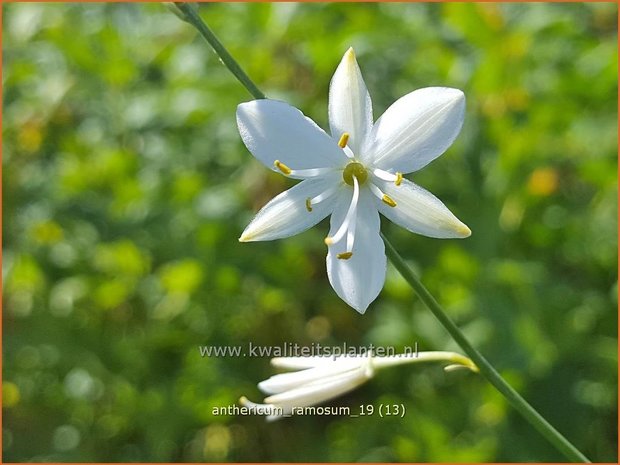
[382,233,589,463]
[173,3,266,100]
[170,5,590,461]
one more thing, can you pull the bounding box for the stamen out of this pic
[369,183,397,207]
[324,176,360,247]
[342,146,355,159]
[274,161,335,179]
[395,172,403,186]
[306,185,340,213]
[274,160,292,175]
[338,132,350,148]
[336,252,353,260]
[372,168,399,183]
[288,167,334,178]
[310,185,339,205]
[382,194,397,207]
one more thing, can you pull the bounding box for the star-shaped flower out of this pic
[237,48,470,313]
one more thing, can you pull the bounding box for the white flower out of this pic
[240,351,477,421]
[237,48,470,313]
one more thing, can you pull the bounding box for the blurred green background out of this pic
[2,2,617,462]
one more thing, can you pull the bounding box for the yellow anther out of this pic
[324,237,334,245]
[336,252,353,260]
[338,133,350,148]
[382,194,397,208]
[274,160,292,175]
[395,172,403,186]
[305,198,313,212]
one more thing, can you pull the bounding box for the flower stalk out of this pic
[174,2,265,100]
[381,234,589,463]
[170,4,591,462]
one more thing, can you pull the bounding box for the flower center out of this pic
[342,162,368,186]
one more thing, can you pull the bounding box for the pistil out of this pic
[325,176,361,259]
[342,162,368,185]
[274,160,335,179]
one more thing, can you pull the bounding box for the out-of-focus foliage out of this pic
[2,2,617,462]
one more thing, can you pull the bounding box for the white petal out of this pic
[271,355,365,370]
[362,87,465,173]
[374,178,471,239]
[259,361,362,395]
[263,372,367,421]
[239,396,287,422]
[237,99,348,171]
[240,173,340,242]
[326,189,386,313]
[264,365,371,412]
[329,48,373,155]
